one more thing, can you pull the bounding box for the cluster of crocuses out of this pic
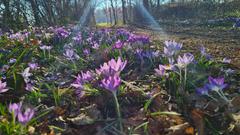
[135,48,160,60]
[72,32,82,43]
[63,48,80,61]
[155,41,195,94]
[127,33,150,44]
[71,57,127,99]
[70,28,150,54]
[71,70,95,99]
[8,102,34,125]
[197,76,230,103]
[155,40,191,77]
[97,57,127,92]
[54,27,71,39]
[21,62,39,91]
[8,31,31,42]
[39,45,53,58]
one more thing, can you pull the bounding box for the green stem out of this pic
[179,69,183,94]
[72,60,77,71]
[43,50,46,58]
[184,67,187,91]
[217,90,230,104]
[113,92,123,132]
[48,50,51,59]
[179,69,182,84]
[118,49,122,58]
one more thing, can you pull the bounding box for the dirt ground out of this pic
[133,25,240,68]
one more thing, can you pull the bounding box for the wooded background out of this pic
[0,0,240,31]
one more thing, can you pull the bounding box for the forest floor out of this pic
[133,24,240,68]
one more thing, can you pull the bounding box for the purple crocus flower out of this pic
[177,53,194,69]
[39,45,46,50]
[199,45,212,60]
[163,64,175,71]
[101,75,121,93]
[113,40,124,49]
[9,58,17,64]
[39,45,52,51]
[71,70,94,90]
[108,57,127,73]
[74,71,94,84]
[164,41,183,50]
[196,85,209,95]
[17,108,34,125]
[81,71,94,82]
[55,27,70,38]
[63,49,79,61]
[206,76,228,91]
[96,57,127,76]
[0,80,9,93]
[155,65,166,76]
[138,35,150,44]
[8,102,22,117]
[152,50,161,57]
[92,42,100,50]
[45,46,53,51]
[83,49,90,56]
[163,40,182,57]
[71,77,85,99]
[155,64,174,77]
[127,34,150,44]
[75,88,85,99]
[73,33,82,43]
[71,80,83,89]
[25,83,34,91]
[96,63,111,76]
[1,65,10,72]
[28,63,39,70]
[164,47,175,57]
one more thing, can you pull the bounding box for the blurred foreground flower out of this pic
[18,108,35,125]
[9,102,34,125]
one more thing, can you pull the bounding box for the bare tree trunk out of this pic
[121,0,127,24]
[2,0,12,30]
[28,0,41,26]
[109,6,113,24]
[110,0,117,25]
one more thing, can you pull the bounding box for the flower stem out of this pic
[72,60,77,71]
[179,69,183,94]
[48,50,51,59]
[184,67,187,91]
[217,90,230,104]
[43,50,46,58]
[113,92,123,132]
